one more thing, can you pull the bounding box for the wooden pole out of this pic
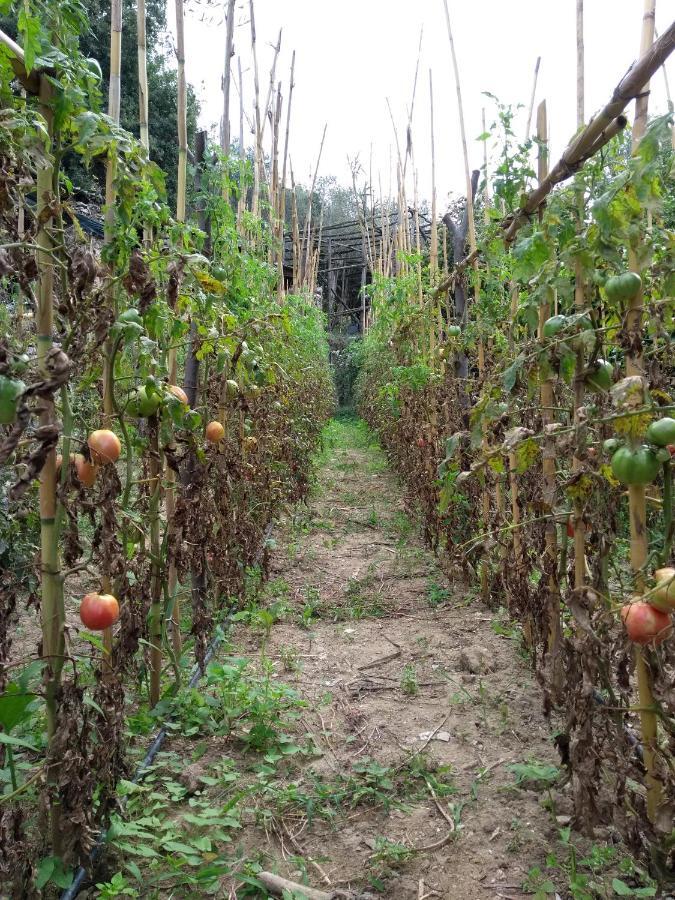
[236,56,246,231]
[627,0,661,826]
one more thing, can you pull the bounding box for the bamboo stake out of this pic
[536,100,562,697]
[524,56,541,140]
[148,418,162,707]
[165,0,189,668]
[236,56,246,231]
[572,0,586,603]
[627,0,661,826]
[37,72,62,856]
[429,69,438,279]
[175,0,187,224]
[576,0,584,129]
[137,0,149,151]
[249,0,261,219]
[221,0,236,159]
[277,50,295,300]
[442,0,490,600]
[102,0,123,674]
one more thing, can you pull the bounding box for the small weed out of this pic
[368,837,413,887]
[426,579,450,607]
[400,664,418,696]
[279,645,301,672]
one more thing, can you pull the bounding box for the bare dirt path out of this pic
[223,418,563,898]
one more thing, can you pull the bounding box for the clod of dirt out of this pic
[177,764,205,794]
[459,644,495,674]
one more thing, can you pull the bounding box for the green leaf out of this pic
[503,353,525,393]
[0,732,38,752]
[612,881,635,897]
[0,688,35,732]
[17,9,41,74]
[36,857,55,890]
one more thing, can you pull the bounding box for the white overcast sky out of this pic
[166,0,674,209]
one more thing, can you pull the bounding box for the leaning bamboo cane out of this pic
[627,0,662,826]
[277,50,295,300]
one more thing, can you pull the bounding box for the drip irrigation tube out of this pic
[61,525,273,900]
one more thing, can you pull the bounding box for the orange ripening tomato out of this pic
[74,453,98,488]
[205,420,225,443]
[88,429,121,465]
[167,384,189,405]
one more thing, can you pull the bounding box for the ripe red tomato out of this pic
[566,517,575,539]
[88,429,121,465]
[416,437,426,448]
[621,601,671,645]
[79,592,120,630]
[205,420,225,443]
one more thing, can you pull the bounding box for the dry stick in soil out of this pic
[101,0,123,678]
[627,0,662,826]
[137,0,149,151]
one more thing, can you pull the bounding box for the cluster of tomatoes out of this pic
[73,393,226,631]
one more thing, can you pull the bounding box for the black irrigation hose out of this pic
[61,524,273,900]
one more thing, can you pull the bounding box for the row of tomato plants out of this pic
[356,112,674,873]
[0,10,333,895]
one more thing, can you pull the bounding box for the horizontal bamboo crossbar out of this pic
[501,19,675,243]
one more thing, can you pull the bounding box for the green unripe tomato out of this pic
[543,315,568,339]
[611,445,660,485]
[127,385,161,418]
[447,325,461,337]
[603,437,621,454]
[585,359,613,393]
[646,417,675,448]
[604,271,642,303]
[0,375,25,424]
[225,379,239,399]
[119,308,143,325]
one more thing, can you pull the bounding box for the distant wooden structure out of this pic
[284,206,434,333]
